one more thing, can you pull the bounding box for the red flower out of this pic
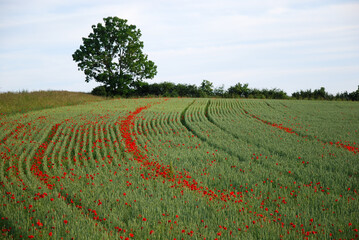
[49,232,53,236]
[142,218,147,221]
[149,230,154,235]
[64,220,68,224]
[28,236,34,239]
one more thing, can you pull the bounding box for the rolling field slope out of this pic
[0,91,105,115]
[1,98,358,239]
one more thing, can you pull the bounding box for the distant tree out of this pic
[148,83,161,96]
[267,88,288,99]
[248,88,263,99]
[343,91,350,100]
[313,87,327,100]
[133,81,150,96]
[160,82,176,96]
[349,85,359,101]
[292,91,300,99]
[292,87,337,100]
[227,82,249,98]
[176,84,198,97]
[91,85,107,96]
[175,84,188,97]
[72,17,157,96]
[301,89,313,100]
[213,85,225,97]
[199,80,214,96]
[186,84,200,97]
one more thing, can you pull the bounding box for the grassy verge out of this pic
[0,90,106,115]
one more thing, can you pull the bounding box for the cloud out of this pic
[0,0,358,94]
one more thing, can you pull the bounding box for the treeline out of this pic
[92,80,359,101]
[292,87,359,101]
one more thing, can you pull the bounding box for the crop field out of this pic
[0,98,358,239]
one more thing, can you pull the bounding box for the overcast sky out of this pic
[0,0,358,94]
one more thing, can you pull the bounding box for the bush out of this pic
[91,86,107,96]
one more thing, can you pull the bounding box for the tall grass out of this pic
[0,90,105,115]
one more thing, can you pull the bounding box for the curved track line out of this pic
[204,100,291,158]
[180,100,245,161]
[120,102,236,200]
[242,108,358,154]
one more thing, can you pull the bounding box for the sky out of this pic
[0,0,358,95]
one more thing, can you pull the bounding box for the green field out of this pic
[1,98,358,239]
[0,91,105,115]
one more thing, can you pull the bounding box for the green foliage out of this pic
[213,85,225,97]
[78,77,358,101]
[131,81,359,101]
[91,85,107,96]
[199,80,214,97]
[352,85,359,101]
[291,86,358,101]
[227,82,250,97]
[72,16,157,96]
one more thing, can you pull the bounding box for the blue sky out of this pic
[0,0,358,94]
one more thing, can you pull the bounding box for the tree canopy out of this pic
[72,17,157,96]
[199,80,214,97]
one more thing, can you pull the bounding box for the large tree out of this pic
[72,17,157,96]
